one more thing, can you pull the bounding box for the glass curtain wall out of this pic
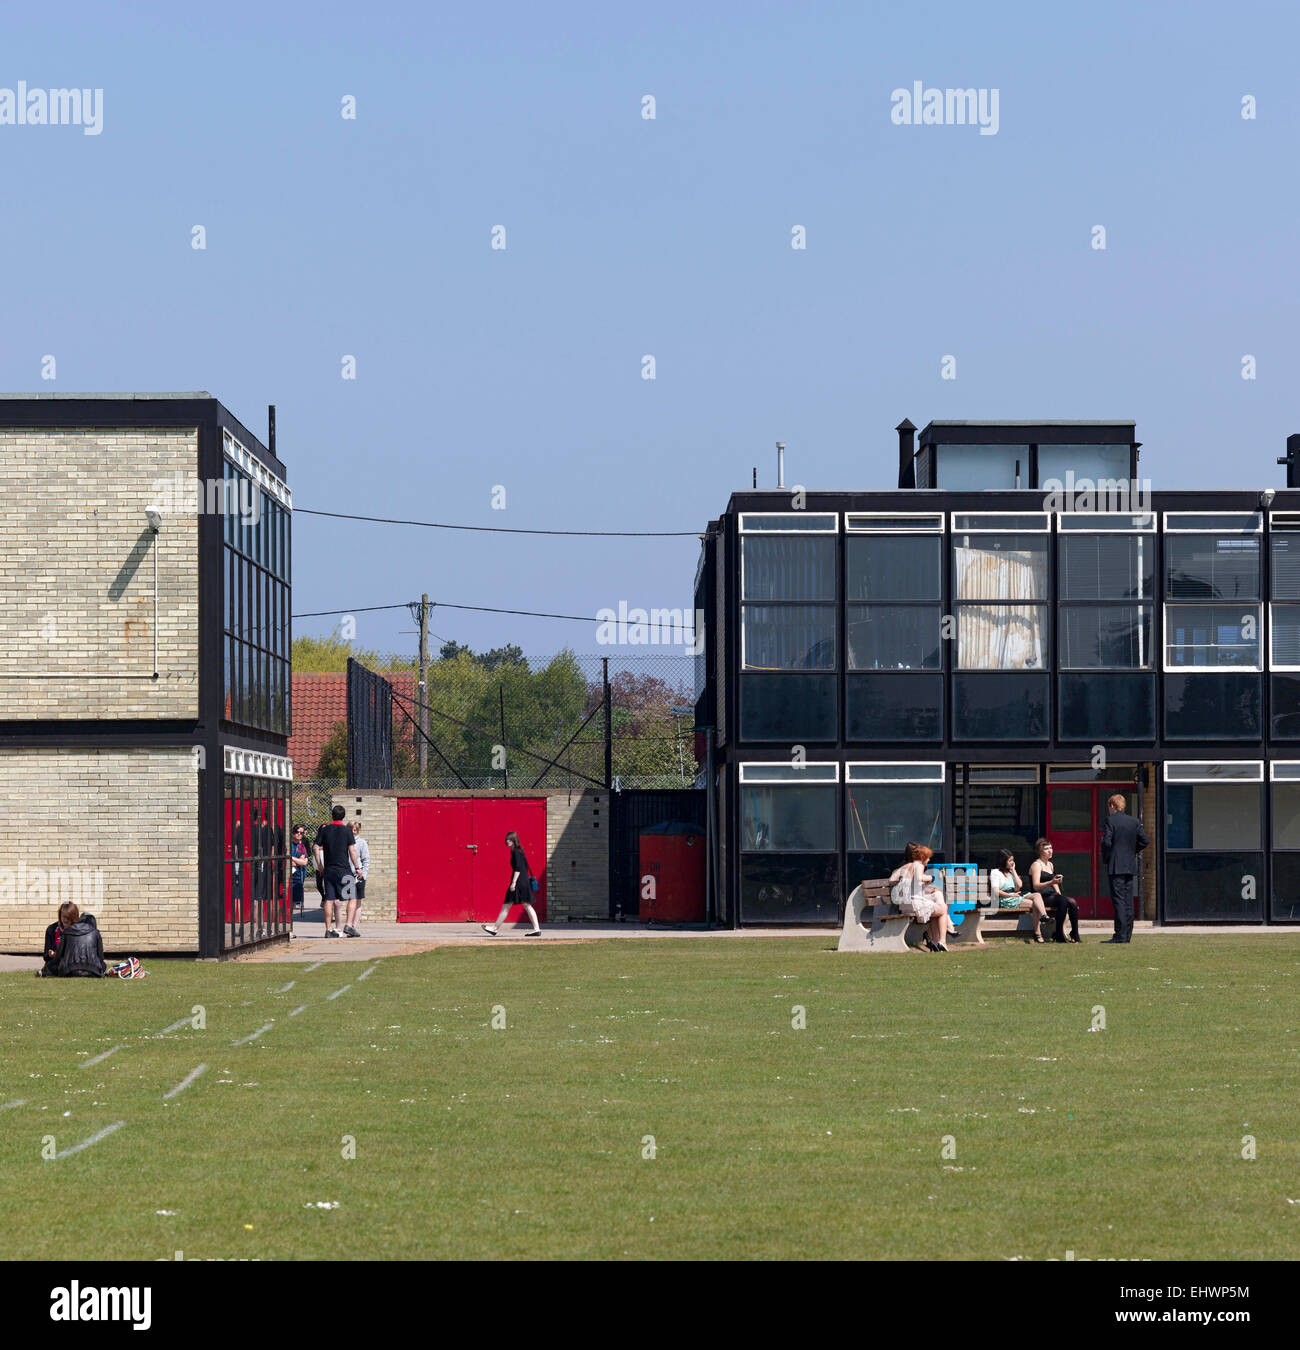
[1164,762,1263,920]
[223,772,291,949]
[738,763,839,921]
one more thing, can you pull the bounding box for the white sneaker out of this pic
[480,924,498,936]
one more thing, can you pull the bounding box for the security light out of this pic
[1261,488,1276,508]
[145,507,163,532]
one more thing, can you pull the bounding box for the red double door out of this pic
[1045,783,1137,922]
[396,797,547,923]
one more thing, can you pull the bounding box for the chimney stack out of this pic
[1280,433,1300,488]
[268,404,276,459]
[896,419,917,488]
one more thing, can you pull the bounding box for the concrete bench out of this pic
[838,871,1055,952]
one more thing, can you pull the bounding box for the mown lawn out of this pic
[1,936,1297,1260]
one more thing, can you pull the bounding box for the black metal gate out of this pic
[346,658,393,789]
[609,788,707,920]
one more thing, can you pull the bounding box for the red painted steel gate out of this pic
[397,797,547,923]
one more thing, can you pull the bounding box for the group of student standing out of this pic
[888,793,1150,951]
[288,806,370,937]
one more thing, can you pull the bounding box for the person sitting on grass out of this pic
[990,848,1050,942]
[888,842,953,952]
[54,910,107,978]
[38,901,79,977]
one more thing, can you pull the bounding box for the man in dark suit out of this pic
[1100,793,1149,943]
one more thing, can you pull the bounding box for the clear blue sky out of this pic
[4,0,1299,658]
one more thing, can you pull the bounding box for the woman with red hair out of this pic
[888,842,954,952]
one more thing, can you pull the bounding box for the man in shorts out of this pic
[313,805,359,939]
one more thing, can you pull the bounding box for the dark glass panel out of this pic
[953,673,1048,740]
[741,535,836,602]
[1271,783,1300,849]
[1268,852,1300,922]
[1165,535,1260,601]
[846,605,942,670]
[1271,675,1300,738]
[1164,853,1264,921]
[740,672,836,741]
[1271,603,1300,667]
[1164,673,1260,739]
[1060,605,1152,668]
[1166,783,1261,848]
[742,605,835,669]
[740,784,836,851]
[740,853,839,923]
[846,674,943,741]
[1058,673,1155,741]
[845,535,941,601]
[1059,534,1154,600]
[845,784,943,854]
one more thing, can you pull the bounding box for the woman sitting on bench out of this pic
[1029,838,1081,944]
[989,848,1050,943]
[888,842,953,952]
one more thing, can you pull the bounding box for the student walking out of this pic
[1101,793,1149,944]
[314,806,359,939]
[481,831,541,936]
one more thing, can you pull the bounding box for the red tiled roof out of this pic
[290,671,418,777]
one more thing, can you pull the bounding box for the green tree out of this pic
[316,719,347,776]
[292,634,381,672]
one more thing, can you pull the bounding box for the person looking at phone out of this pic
[1029,838,1081,944]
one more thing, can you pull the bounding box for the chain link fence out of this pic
[294,650,701,825]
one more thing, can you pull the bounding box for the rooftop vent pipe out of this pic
[776,442,786,490]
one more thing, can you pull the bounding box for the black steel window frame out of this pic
[738,527,837,673]
[950,525,1052,673]
[1161,773,1265,925]
[1269,772,1300,923]
[223,771,291,951]
[1162,525,1262,671]
[223,459,291,737]
[1057,529,1155,671]
[844,531,943,673]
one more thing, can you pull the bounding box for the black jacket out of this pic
[56,917,105,978]
[1101,811,1149,876]
[42,922,65,975]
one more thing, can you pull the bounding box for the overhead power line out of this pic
[292,600,599,622]
[295,507,700,537]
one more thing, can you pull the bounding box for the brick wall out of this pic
[0,428,199,719]
[333,788,608,922]
[0,747,199,953]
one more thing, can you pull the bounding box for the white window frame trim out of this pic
[1164,760,1263,783]
[739,518,838,671]
[1269,761,1300,781]
[845,512,944,533]
[1161,512,1262,533]
[738,512,839,534]
[1161,601,1264,674]
[739,761,840,784]
[950,511,1051,533]
[845,761,945,783]
[1055,512,1155,533]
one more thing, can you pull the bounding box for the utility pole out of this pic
[418,594,429,782]
[603,656,612,790]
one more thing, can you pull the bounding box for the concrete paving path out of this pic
[2,912,1296,971]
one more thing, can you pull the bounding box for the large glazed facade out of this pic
[0,394,292,956]
[694,420,1300,927]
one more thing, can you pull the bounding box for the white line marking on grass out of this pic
[155,1015,194,1037]
[356,965,379,982]
[303,961,325,972]
[277,980,296,992]
[231,1024,274,1046]
[288,1005,307,1017]
[326,984,352,1001]
[0,1099,27,1111]
[79,1045,124,1069]
[55,1121,126,1159]
[163,1064,208,1100]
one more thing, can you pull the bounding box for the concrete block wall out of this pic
[0,747,199,953]
[333,788,608,922]
[0,428,200,719]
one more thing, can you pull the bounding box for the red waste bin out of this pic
[638,822,706,923]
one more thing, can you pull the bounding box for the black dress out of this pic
[507,844,531,905]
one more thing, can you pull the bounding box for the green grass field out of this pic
[2,936,1298,1260]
